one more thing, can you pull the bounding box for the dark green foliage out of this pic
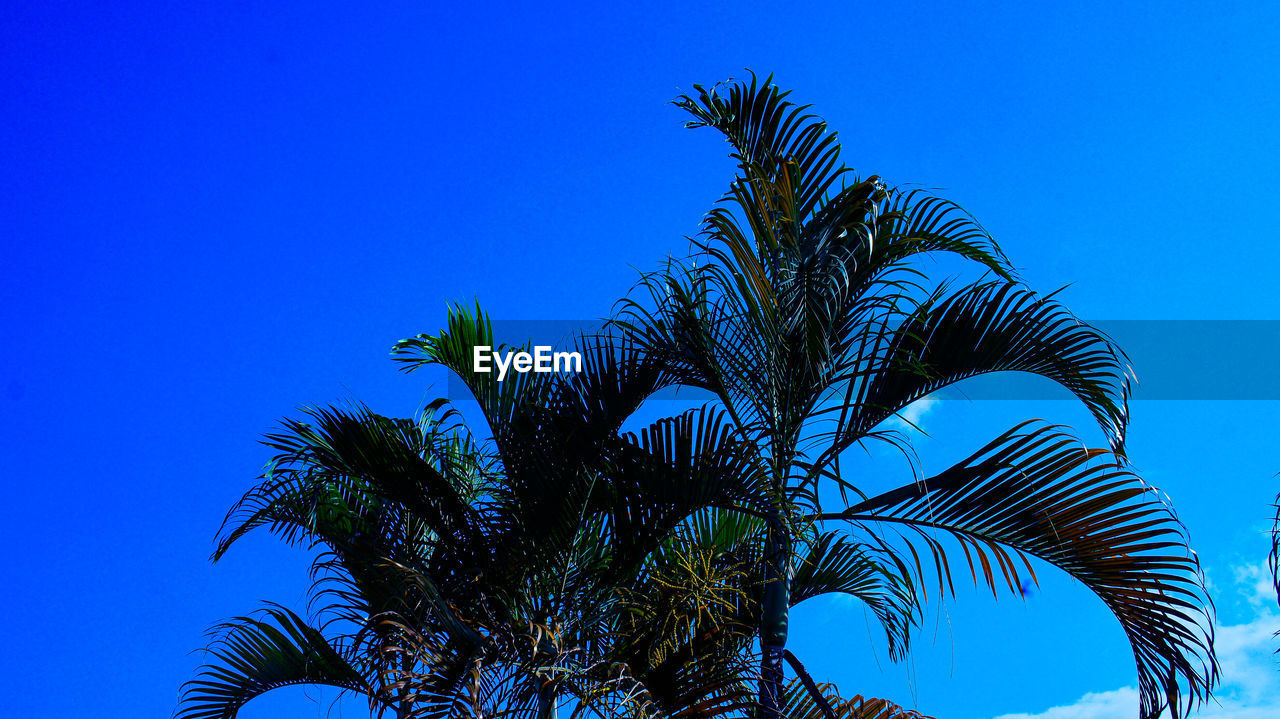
[615,73,1214,719]
[181,74,1217,719]
[179,605,379,719]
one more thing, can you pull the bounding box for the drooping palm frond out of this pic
[392,301,558,446]
[178,604,384,719]
[1271,492,1280,631]
[557,330,677,438]
[846,187,1012,284]
[831,421,1215,719]
[781,676,933,719]
[833,282,1131,456]
[612,261,763,439]
[789,530,915,661]
[607,407,768,538]
[675,72,848,225]
[215,402,488,563]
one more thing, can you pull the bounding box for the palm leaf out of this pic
[177,604,381,719]
[782,676,933,719]
[837,282,1131,455]
[834,421,1216,719]
[556,330,676,438]
[215,403,485,561]
[602,406,772,581]
[675,72,846,224]
[1271,492,1280,625]
[789,531,915,660]
[392,301,555,444]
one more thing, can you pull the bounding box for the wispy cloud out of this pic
[885,394,940,434]
[993,563,1279,719]
[992,687,1139,719]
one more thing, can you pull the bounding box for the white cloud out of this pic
[1232,563,1275,612]
[992,563,1280,719]
[992,687,1138,719]
[885,394,940,433]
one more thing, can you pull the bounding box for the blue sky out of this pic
[2,2,1278,718]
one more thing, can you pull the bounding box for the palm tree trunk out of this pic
[399,636,414,719]
[759,641,785,719]
[537,681,558,719]
[759,529,790,719]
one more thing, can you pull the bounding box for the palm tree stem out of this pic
[538,681,558,719]
[759,525,791,719]
[759,642,785,719]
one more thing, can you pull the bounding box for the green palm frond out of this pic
[838,282,1131,455]
[393,301,558,446]
[782,676,933,719]
[675,72,846,224]
[556,330,678,438]
[177,604,382,719]
[215,402,486,562]
[835,421,1216,719]
[601,406,772,582]
[789,531,915,661]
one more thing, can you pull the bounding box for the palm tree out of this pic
[614,75,1217,719]
[178,310,787,719]
[181,75,1219,719]
[179,306,934,719]
[385,311,923,719]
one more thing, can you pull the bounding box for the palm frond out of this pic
[603,406,771,581]
[214,403,485,563]
[789,531,915,660]
[557,330,676,438]
[1271,492,1280,614]
[782,676,933,719]
[675,72,847,224]
[840,282,1131,455]
[177,604,382,719]
[392,301,555,443]
[836,421,1216,719]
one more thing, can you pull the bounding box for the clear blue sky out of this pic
[2,3,1278,718]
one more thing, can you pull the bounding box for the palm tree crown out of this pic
[614,74,1216,719]
[180,75,1218,719]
